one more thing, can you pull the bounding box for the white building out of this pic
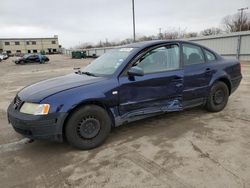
[0,35,60,55]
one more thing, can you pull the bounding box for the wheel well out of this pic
[217,78,231,95]
[62,101,115,140]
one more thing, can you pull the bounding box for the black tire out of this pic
[205,81,229,112]
[65,105,111,150]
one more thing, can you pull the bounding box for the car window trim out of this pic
[120,42,182,77]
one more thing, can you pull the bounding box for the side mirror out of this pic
[127,66,144,76]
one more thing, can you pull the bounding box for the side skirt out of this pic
[114,111,165,127]
[183,98,206,109]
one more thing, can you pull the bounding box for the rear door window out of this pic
[183,44,205,66]
[204,49,216,61]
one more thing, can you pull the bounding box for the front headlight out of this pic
[20,102,50,115]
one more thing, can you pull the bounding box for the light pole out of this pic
[159,28,162,39]
[132,0,136,42]
[238,7,248,31]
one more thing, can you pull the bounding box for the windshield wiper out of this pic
[74,68,82,75]
[73,68,96,77]
[81,71,97,77]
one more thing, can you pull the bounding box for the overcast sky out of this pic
[0,0,249,48]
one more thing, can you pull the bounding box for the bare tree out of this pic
[120,38,134,45]
[184,32,198,38]
[222,12,250,32]
[75,42,94,49]
[200,27,223,36]
[137,35,155,41]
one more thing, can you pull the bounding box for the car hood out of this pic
[18,73,107,102]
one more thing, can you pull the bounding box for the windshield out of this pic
[82,48,134,76]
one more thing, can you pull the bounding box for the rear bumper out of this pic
[7,102,67,142]
[231,75,242,94]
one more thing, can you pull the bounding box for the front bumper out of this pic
[7,102,67,142]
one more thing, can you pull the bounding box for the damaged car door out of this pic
[118,43,183,118]
[182,43,214,108]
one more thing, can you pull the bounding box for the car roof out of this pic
[124,39,203,48]
[123,40,220,57]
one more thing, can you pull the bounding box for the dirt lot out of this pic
[0,55,250,188]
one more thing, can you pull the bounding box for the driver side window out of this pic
[134,44,180,74]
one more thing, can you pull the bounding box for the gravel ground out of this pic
[0,55,250,188]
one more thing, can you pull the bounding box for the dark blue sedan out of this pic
[7,40,242,149]
[14,54,49,64]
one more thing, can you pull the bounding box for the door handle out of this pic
[172,76,183,81]
[205,68,212,75]
[176,83,183,88]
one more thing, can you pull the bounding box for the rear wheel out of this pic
[65,105,111,150]
[205,81,229,112]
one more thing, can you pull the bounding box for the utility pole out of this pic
[132,0,136,42]
[238,7,248,31]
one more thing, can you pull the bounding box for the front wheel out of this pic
[65,105,111,150]
[205,81,229,112]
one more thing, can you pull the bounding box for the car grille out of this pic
[13,96,23,110]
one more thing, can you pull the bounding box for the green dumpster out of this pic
[76,51,82,59]
[71,51,76,58]
[81,51,87,58]
[72,51,87,59]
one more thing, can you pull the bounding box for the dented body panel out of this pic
[118,69,183,115]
